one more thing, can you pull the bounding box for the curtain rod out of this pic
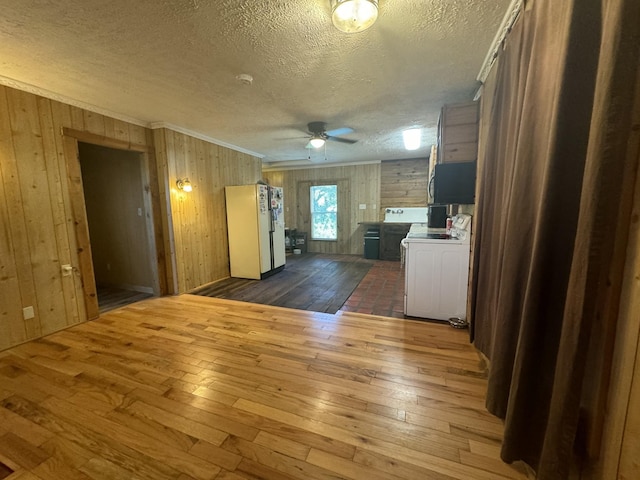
[476,0,524,84]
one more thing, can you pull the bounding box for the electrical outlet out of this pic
[23,306,35,320]
[137,207,142,216]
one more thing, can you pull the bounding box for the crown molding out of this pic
[261,159,381,172]
[476,0,523,84]
[0,75,265,159]
[0,75,148,127]
[149,122,264,159]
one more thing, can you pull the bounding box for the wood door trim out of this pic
[62,136,99,320]
[62,130,170,321]
[62,127,153,153]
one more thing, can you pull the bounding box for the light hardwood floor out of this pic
[0,295,529,480]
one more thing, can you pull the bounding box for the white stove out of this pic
[402,216,472,322]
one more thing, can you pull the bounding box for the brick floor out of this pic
[340,260,406,319]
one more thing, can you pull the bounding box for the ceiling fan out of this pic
[304,121,357,149]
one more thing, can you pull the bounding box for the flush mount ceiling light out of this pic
[309,135,326,148]
[176,178,193,192]
[402,128,422,150]
[331,0,379,33]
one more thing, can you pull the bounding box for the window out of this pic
[310,184,337,240]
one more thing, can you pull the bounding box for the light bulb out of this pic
[309,137,326,148]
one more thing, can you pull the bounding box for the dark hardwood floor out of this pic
[97,286,154,314]
[191,253,375,314]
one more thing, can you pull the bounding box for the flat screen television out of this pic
[433,161,477,205]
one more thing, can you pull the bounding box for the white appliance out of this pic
[225,184,286,279]
[383,207,428,223]
[402,215,471,321]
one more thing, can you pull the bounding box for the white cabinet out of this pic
[404,239,470,321]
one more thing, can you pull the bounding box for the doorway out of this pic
[78,142,160,313]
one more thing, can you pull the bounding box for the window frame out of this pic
[309,184,338,241]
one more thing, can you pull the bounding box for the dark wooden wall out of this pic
[379,158,429,217]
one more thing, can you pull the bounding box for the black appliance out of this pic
[363,228,380,259]
[427,205,448,228]
[433,162,477,205]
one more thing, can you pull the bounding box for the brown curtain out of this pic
[470,0,640,478]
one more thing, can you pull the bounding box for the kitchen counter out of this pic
[359,222,411,261]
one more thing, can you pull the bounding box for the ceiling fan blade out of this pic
[325,127,353,137]
[327,136,358,144]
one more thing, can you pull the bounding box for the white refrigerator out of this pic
[225,184,286,279]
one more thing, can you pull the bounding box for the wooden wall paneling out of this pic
[152,128,178,294]
[380,158,429,215]
[157,128,262,293]
[0,86,29,350]
[170,130,191,292]
[442,102,479,126]
[7,89,66,338]
[186,135,203,289]
[616,188,640,477]
[264,164,380,255]
[204,143,225,283]
[338,178,352,254]
[103,116,116,139]
[62,135,99,321]
[0,84,167,351]
[50,101,87,325]
[442,142,480,163]
[619,328,640,478]
[211,146,228,280]
[113,119,131,143]
[36,96,81,331]
[296,180,313,250]
[128,124,148,146]
[62,128,149,153]
[439,101,479,164]
[186,135,205,288]
[442,124,478,145]
[141,151,166,296]
[69,105,85,131]
[82,110,105,137]
[583,144,640,480]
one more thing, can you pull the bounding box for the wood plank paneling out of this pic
[0,84,158,351]
[380,158,429,217]
[2,82,262,349]
[263,163,380,255]
[439,102,479,164]
[0,86,27,350]
[154,128,262,293]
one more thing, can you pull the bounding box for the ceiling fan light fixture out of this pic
[309,136,326,148]
[331,0,379,34]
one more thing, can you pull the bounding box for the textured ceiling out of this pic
[0,0,510,167]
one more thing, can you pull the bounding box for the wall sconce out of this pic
[331,0,379,33]
[176,178,193,192]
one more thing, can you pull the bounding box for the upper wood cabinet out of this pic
[437,101,479,164]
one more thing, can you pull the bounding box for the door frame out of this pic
[297,178,351,254]
[62,127,167,319]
